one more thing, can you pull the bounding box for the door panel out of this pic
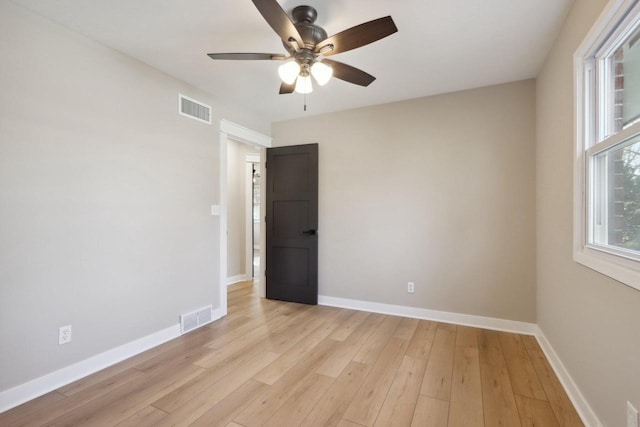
[273,201,309,237]
[266,144,318,304]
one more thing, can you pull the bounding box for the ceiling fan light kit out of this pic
[295,74,313,94]
[310,61,332,86]
[207,0,398,97]
[278,61,300,84]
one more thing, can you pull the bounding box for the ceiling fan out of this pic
[207,0,398,95]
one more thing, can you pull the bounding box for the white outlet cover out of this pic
[210,205,221,216]
[407,282,415,293]
[59,325,72,345]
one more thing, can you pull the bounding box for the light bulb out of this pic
[278,61,300,85]
[311,61,333,86]
[295,75,313,94]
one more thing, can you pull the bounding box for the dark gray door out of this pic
[266,144,318,304]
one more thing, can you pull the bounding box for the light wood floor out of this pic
[1,281,584,426]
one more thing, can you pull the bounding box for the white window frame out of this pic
[574,0,640,291]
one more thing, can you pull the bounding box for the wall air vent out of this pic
[180,305,214,334]
[178,94,211,124]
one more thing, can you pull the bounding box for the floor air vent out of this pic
[180,305,214,334]
[179,94,211,124]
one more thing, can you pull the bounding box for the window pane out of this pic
[592,135,640,251]
[605,24,640,136]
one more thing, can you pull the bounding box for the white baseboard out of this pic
[534,327,602,427]
[211,307,226,323]
[226,274,249,286]
[1,324,182,413]
[318,295,537,335]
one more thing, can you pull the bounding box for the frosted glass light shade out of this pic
[295,75,313,94]
[311,61,333,86]
[278,61,300,84]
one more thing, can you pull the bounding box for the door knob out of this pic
[302,229,317,235]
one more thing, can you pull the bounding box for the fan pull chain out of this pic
[304,92,307,112]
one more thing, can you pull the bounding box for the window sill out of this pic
[574,247,640,291]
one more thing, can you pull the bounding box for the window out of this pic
[575,0,640,290]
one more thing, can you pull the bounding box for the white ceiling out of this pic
[11,0,574,122]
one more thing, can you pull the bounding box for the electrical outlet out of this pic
[407,282,415,293]
[59,325,72,345]
[628,402,639,427]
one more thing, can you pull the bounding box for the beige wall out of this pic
[226,139,259,279]
[272,80,537,322]
[0,1,268,392]
[536,0,640,425]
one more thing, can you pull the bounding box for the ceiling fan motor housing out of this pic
[283,5,327,54]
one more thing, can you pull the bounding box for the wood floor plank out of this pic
[481,363,522,427]
[420,323,456,400]
[262,308,330,354]
[352,315,402,365]
[56,360,153,398]
[448,343,483,427]
[515,394,560,427]
[195,305,309,368]
[343,336,410,426]
[329,310,371,341]
[3,368,146,427]
[478,329,521,427]
[114,405,168,427]
[203,303,299,351]
[153,352,278,425]
[522,336,584,427]
[498,332,547,401]
[45,363,204,427]
[154,353,276,427]
[151,352,280,426]
[477,328,504,368]
[337,421,367,427]
[373,355,427,427]
[411,395,449,427]
[153,338,265,412]
[263,374,335,427]
[393,317,420,340]
[252,320,337,385]
[455,325,478,348]
[303,361,371,427]
[234,338,338,427]
[131,339,215,375]
[188,380,267,427]
[0,390,66,426]
[316,313,385,378]
[405,319,437,359]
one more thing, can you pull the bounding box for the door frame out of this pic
[219,119,271,316]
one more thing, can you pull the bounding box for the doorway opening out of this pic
[218,119,271,317]
[226,140,260,286]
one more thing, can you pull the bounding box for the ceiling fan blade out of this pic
[279,81,295,94]
[322,59,376,87]
[251,0,304,50]
[315,16,397,56]
[207,53,286,60]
